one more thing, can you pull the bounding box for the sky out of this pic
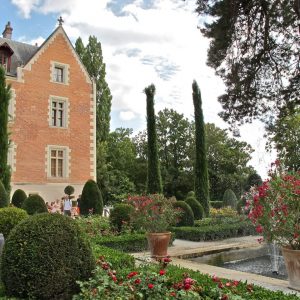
[0,0,276,178]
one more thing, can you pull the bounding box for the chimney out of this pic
[2,22,13,39]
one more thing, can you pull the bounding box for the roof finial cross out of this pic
[58,16,64,26]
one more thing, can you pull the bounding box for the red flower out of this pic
[148,283,154,289]
[170,291,176,297]
[163,257,172,263]
[221,295,229,300]
[159,270,166,276]
[256,225,263,233]
[218,282,224,289]
[111,275,117,282]
[127,271,138,278]
[184,283,191,290]
[212,275,220,282]
[134,278,141,284]
[232,280,240,286]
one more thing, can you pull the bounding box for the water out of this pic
[189,245,287,280]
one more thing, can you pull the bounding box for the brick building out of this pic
[0,21,96,201]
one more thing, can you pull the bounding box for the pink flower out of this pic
[184,283,191,290]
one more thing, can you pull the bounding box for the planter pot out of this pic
[147,232,171,258]
[282,246,300,291]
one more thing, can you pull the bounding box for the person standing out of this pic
[63,197,72,216]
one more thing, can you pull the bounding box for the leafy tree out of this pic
[144,84,163,194]
[0,180,8,208]
[205,123,254,200]
[192,80,209,216]
[196,0,299,128]
[64,185,75,197]
[0,66,11,192]
[267,109,300,169]
[75,36,112,143]
[244,173,263,192]
[156,109,194,198]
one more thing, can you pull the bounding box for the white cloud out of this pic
[9,0,274,176]
[120,111,136,121]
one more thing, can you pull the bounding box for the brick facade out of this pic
[3,25,96,201]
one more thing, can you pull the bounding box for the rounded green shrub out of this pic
[0,207,28,238]
[222,189,238,209]
[109,203,134,232]
[22,194,48,215]
[185,196,204,220]
[11,189,27,208]
[64,185,75,196]
[80,180,103,215]
[173,201,194,226]
[0,180,8,208]
[1,213,95,299]
[186,191,195,198]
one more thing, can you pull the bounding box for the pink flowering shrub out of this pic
[126,194,181,233]
[247,161,300,249]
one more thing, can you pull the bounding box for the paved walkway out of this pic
[132,236,300,297]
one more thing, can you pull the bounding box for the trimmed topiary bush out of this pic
[0,207,28,238]
[0,180,8,208]
[80,180,103,215]
[11,189,27,208]
[222,189,238,209]
[173,201,194,226]
[64,185,75,196]
[185,196,204,220]
[21,194,48,215]
[186,191,195,198]
[209,201,223,209]
[109,203,134,232]
[1,213,95,299]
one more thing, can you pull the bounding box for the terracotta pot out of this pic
[282,246,300,291]
[147,232,171,258]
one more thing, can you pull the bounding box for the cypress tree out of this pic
[192,80,210,216]
[80,179,103,215]
[0,66,11,193]
[144,84,162,194]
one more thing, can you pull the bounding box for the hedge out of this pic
[171,222,256,241]
[91,244,135,270]
[91,233,175,253]
[194,216,242,227]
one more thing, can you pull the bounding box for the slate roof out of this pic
[0,37,39,76]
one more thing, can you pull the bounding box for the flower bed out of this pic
[171,221,255,241]
[74,256,300,300]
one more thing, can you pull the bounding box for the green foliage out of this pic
[187,191,195,198]
[75,216,110,237]
[11,189,27,208]
[171,221,255,241]
[1,213,95,299]
[209,201,223,209]
[244,173,263,192]
[21,194,48,215]
[0,207,28,238]
[80,179,103,215]
[91,245,135,270]
[75,36,112,143]
[194,216,242,227]
[196,0,299,129]
[173,201,194,227]
[185,196,204,220]
[144,84,163,194]
[64,185,75,196]
[91,233,149,252]
[222,189,238,209]
[0,67,11,193]
[109,203,134,232]
[0,180,8,208]
[192,80,210,216]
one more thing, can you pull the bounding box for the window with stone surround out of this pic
[50,61,69,85]
[47,146,69,178]
[50,96,68,128]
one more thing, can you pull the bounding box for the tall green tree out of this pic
[145,84,162,194]
[75,36,112,143]
[192,80,209,216]
[0,66,11,193]
[196,0,299,128]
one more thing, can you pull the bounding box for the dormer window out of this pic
[50,61,69,85]
[0,43,13,72]
[54,66,64,82]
